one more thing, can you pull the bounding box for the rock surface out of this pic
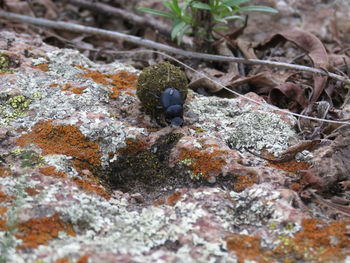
[1,31,350,263]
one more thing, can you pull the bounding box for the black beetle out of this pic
[160,88,184,127]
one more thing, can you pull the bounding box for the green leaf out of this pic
[213,25,229,31]
[138,7,177,18]
[213,14,229,24]
[223,0,250,6]
[172,0,182,14]
[171,21,187,40]
[163,0,181,16]
[238,5,278,13]
[191,2,212,10]
[223,15,244,21]
[176,24,191,45]
[162,0,173,10]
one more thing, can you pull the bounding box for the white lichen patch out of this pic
[229,186,281,227]
[0,172,239,263]
[186,92,296,155]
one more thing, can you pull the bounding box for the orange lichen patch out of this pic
[72,177,110,200]
[0,206,7,215]
[15,213,76,250]
[108,71,137,99]
[179,148,228,178]
[25,187,40,196]
[233,172,259,192]
[117,138,148,155]
[78,67,137,98]
[226,234,268,263]
[50,83,59,88]
[39,166,110,199]
[39,166,68,178]
[54,258,72,263]
[61,84,88,94]
[153,197,165,206]
[268,159,311,173]
[290,182,303,192]
[77,255,90,263]
[166,191,182,206]
[272,218,350,263]
[17,121,101,172]
[0,218,7,231]
[33,63,50,72]
[125,90,135,96]
[0,206,8,230]
[0,191,14,203]
[0,167,12,177]
[78,67,109,85]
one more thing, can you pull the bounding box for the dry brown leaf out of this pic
[31,0,58,19]
[236,39,257,60]
[269,82,309,109]
[216,42,239,76]
[256,29,329,103]
[329,54,350,68]
[4,0,34,15]
[186,67,237,93]
[257,29,329,69]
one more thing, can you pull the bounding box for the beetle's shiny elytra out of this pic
[160,88,184,127]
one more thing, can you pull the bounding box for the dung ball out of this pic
[136,61,188,124]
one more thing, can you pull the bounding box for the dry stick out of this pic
[0,10,349,84]
[68,0,172,36]
[0,11,349,125]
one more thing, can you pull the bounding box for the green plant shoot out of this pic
[138,0,277,46]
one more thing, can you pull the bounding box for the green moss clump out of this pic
[0,95,32,126]
[136,61,188,124]
[0,53,10,73]
[7,95,32,111]
[12,149,44,168]
[0,53,17,74]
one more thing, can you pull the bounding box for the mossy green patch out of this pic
[0,53,16,74]
[12,149,45,168]
[0,53,10,73]
[136,62,188,124]
[0,95,33,126]
[7,95,32,111]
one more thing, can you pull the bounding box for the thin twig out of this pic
[0,10,349,85]
[0,10,350,125]
[0,11,348,82]
[68,0,172,36]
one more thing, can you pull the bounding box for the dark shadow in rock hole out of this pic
[108,132,236,205]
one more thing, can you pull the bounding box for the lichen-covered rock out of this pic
[1,30,350,263]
